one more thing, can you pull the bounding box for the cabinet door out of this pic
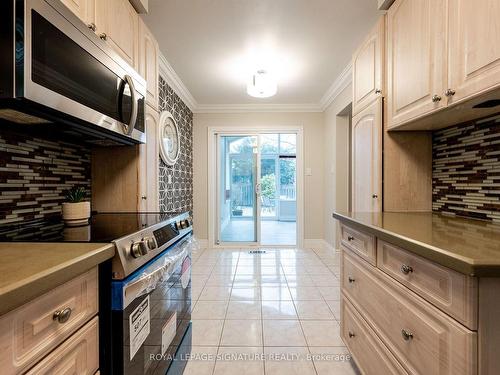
[351,98,382,212]
[139,107,159,211]
[139,19,159,110]
[60,0,95,26]
[448,0,500,104]
[386,0,447,129]
[97,0,139,69]
[352,17,384,116]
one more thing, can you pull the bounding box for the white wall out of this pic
[323,84,353,249]
[193,112,324,242]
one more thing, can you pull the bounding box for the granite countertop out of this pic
[332,211,500,277]
[0,243,115,316]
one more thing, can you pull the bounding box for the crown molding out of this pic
[158,52,198,112]
[193,103,323,114]
[319,63,353,111]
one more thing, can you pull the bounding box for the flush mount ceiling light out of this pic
[247,70,277,98]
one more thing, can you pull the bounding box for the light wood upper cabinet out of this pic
[352,17,384,116]
[60,0,95,26]
[96,0,139,69]
[351,98,382,213]
[448,0,500,104]
[139,107,159,212]
[386,0,447,129]
[139,18,159,110]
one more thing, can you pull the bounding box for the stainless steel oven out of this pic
[0,0,146,145]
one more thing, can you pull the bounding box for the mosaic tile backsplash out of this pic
[158,77,193,213]
[0,127,91,224]
[433,114,500,222]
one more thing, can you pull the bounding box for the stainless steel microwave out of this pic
[0,0,146,145]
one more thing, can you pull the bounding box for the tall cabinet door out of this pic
[352,17,384,116]
[352,98,382,212]
[448,0,500,104]
[386,0,447,129]
[139,108,160,212]
[60,0,95,26]
[138,19,159,111]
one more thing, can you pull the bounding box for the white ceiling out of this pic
[142,0,381,108]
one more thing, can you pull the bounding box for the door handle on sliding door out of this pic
[255,183,261,196]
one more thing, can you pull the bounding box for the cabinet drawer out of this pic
[0,268,98,374]
[26,317,99,375]
[342,251,477,375]
[377,240,478,329]
[340,224,376,265]
[341,296,408,375]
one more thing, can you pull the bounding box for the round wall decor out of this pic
[159,111,180,166]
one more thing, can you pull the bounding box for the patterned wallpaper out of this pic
[158,76,194,213]
[433,114,500,222]
[0,126,91,225]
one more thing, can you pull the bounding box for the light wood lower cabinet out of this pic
[0,268,98,374]
[342,296,408,375]
[377,239,478,329]
[343,249,477,375]
[25,317,99,375]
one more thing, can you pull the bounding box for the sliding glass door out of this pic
[217,135,259,243]
[216,133,297,246]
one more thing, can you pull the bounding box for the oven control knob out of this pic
[175,221,182,230]
[145,237,157,250]
[183,219,191,228]
[130,241,148,258]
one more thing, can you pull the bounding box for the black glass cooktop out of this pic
[0,212,186,242]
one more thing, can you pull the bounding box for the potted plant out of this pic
[62,186,91,226]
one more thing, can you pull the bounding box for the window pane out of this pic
[279,134,296,154]
[260,134,279,154]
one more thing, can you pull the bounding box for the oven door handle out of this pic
[123,74,138,136]
[124,261,173,300]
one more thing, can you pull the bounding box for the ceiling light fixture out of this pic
[246,70,277,98]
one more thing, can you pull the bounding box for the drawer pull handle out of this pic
[348,277,356,283]
[401,329,414,341]
[401,264,413,275]
[347,236,354,241]
[53,307,72,324]
[348,331,356,338]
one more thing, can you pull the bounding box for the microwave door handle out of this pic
[123,75,138,136]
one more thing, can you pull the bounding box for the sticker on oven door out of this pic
[129,295,150,361]
[180,257,191,289]
[161,312,177,355]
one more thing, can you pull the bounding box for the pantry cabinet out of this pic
[139,107,160,212]
[448,0,500,104]
[139,18,160,110]
[351,98,382,213]
[96,0,139,70]
[386,0,447,129]
[352,18,384,116]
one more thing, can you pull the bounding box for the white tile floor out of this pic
[181,245,360,375]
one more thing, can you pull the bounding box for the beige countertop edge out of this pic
[0,244,115,317]
[332,213,500,277]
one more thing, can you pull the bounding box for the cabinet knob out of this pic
[141,196,147,200]
[87,23,96,32]
[348,277,356,283]
[99,32,107,41]
[401,329,414,341]
[348,331,356,338]
[53,307,72,324]
[445,89,456,97]
[375,88,382,94]
[401,264,413,275]
[372,194,378,198]
[347,236,354,241]
[432,94,442,102]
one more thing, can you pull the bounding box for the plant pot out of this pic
[62,201,91,226]
[232,209,243,216]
